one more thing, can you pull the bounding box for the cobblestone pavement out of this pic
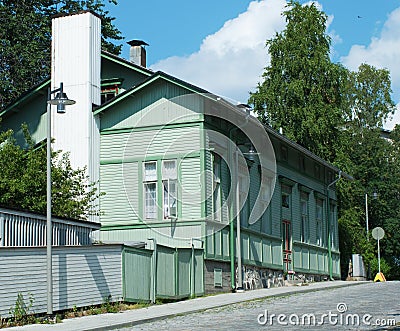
[121,282,400,331]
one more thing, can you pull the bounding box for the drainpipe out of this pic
[148,238,157,303]
[191,238,203,297]
[326,171,341,281]
[228,127,236,290]
[191,239,195,297]
[235,148,244,291]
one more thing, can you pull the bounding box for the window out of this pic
[100,78,124,104]
[314,164,321,180]
[316,199,323,246]
[300,192,308,242]
[144,162,157,219]
[282,185,291,208]
[143,159,178,220]
[259,167,272,234]
[101,91,117,104]
[280,145,288,162]
[239,175,248,226]
[259,168,272,203]
[212,155,221,222]
[162,160,177,219]
[299,155,305,172]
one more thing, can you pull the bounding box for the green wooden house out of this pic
[0,11,342,293]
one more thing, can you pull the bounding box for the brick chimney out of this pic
[127,40,149,67]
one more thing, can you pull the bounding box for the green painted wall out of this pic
[2,92,48,147]
[97,73,340,278]
[100,80,203,132]
[101,56,150,91]
[99,79,205,248]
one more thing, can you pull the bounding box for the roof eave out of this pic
[0,79,50,118]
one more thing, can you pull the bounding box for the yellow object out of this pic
[374,272,386,282]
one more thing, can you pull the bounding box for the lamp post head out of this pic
[47,91,76,113]
[247,145,257,161]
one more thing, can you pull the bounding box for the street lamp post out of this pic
[235,144,257,292]
[365,191,378,241]
[235,148,243,291]
[46,82,75,315]
[365,190,378,280]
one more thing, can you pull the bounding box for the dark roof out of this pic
[51,10,102,20]
[93,70,210,115]
[1,48,348,178]
[0,205,100,229]
[101,50,153,76]
[127,40,149,47]
[0,50,153,117]
[0,78,50,118]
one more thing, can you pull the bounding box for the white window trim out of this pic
[143,161,158,220]
[162,160,178,220]
[300,195,308,243]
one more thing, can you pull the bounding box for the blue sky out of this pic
[106,0,400,128]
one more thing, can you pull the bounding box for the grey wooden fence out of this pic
[0,245,123,318]
[0,243,205,318]
[0,207,100,247]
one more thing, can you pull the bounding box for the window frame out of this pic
[281,185,291,209]
[162,160,178,220]
[212,154,222,222]
[143,161,158,220]
[300,192,309,243]
[316,198,324,246]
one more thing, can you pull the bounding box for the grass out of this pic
[0,298,150,329]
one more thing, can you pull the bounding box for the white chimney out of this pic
[127,40,148,67]
[51,11,101,221]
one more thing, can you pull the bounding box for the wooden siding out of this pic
[276,160,339,276]
[100,125,201,162]
[2,93,48,147]
[122,247,152,302]
[100,80,203,131]
[100,225,202,248]
[100,162,138,225]
[0,245,122,317]
[100,123,202,227]
[181,157,202,220]
[204,143,339,277]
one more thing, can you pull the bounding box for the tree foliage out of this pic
[0,0,122,109]
[0,126,102,219]
[249,0,348,162]
[250,1,400,279]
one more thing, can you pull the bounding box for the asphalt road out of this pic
[125,282,400,331]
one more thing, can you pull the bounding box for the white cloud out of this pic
[150,0,287,104]
[341,7,400,129]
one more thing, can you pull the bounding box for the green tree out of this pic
[0,126,102,219]
[345,64,395,129]
[249,0,348,162]
[0,0,122,110]
[249,1,400,278]
[336,64,398,278]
